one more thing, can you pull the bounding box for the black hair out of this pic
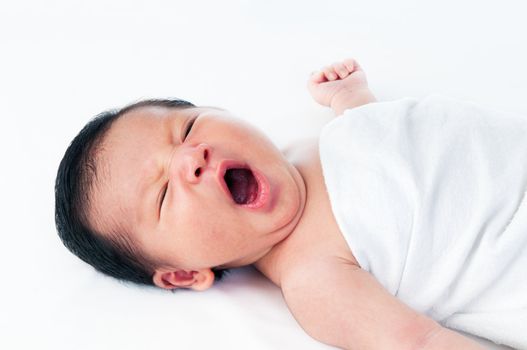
[54,98,230,287]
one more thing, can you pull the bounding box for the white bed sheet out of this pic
[1,0,525,349]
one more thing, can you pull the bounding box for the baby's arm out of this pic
[307,58,376,115]
[280,257,484,350]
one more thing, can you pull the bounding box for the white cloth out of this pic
[319,95,527,349]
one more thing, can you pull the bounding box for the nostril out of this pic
[203,149,208,160]
[195,168,201,177]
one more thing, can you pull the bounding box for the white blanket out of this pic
[319,95,527,349]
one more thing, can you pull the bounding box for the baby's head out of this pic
[55,99,306,290]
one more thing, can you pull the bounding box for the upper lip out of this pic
[216,159,249,202]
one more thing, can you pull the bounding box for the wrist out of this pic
[330,88,376,115]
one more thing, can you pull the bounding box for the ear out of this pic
[152,268,215,291]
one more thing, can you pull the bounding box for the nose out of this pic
[179,143,210,184]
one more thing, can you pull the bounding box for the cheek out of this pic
[208,118,276,153]
[177,203,233,244]
[183,226,244,266]
[183,204,249,241]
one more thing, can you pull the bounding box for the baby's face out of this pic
[90,105,306,273]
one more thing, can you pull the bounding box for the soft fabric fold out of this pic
[320,95,527,349]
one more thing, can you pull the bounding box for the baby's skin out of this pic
[91,59,485,349]
[257,59,485,350]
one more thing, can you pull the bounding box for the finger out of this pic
[323,66,338,81]
[332,62,349,79]
[343,58,359,72]
[310,70,326,84]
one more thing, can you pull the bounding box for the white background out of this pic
[0,1,525,349]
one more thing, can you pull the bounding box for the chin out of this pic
[273,186,303,235]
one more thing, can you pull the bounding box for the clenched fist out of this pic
[307,58,375,115]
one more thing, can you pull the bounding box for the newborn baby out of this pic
[55,59,527,350]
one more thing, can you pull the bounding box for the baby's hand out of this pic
[307,58,375,115]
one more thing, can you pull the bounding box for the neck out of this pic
[253,143,312,287]
[254,138,358,287]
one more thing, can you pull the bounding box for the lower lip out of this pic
[241,168,270,210]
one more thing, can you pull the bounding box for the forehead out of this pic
[103,106,187,178]
[111,105,186,139]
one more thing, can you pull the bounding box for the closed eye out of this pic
[183,116,197,140]
[159,182,168,216]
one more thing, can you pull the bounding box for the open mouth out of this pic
[218,160,270,210]
[223,168,258,204]
[224,167,259,205]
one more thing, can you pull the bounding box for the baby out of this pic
[55,59,527,350]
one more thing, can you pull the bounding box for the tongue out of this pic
[224,168,258,204]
